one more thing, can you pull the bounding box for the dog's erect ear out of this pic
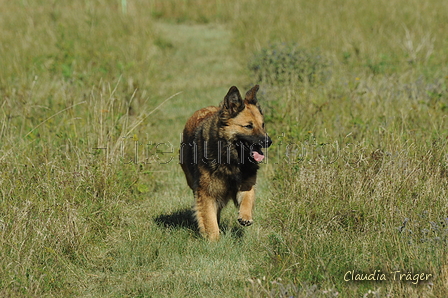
[222,86,244,116]
[244,85,259,105]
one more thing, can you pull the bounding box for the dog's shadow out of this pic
[154,208,245,239]
[154,208,198,232]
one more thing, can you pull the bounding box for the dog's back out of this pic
[180,106,219,190]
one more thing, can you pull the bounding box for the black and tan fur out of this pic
[180,85,272,241]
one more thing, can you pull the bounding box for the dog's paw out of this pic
[238,217,253,227]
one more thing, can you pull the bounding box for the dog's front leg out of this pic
[237,187,255,226]
[195,187,220,241]
[237,176,256,226]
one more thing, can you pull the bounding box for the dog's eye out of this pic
[262,123,265,129]
[244,124,253,129]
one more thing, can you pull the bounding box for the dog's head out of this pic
[219,85,272,162]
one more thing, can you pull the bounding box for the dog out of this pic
[180,85,272,241]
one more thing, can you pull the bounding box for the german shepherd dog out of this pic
[180,85,272,241]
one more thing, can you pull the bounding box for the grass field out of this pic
[1,0,447,297]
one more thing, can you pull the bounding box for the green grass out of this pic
[1,0,447,297]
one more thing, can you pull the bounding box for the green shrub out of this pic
[248,43,330,85]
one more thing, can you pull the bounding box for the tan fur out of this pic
[180,85,272,241]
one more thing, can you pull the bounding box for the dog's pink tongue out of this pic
[252,151,265,162]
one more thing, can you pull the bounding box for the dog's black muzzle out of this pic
[237,134,272,148]
[235,134,272,163]
[262,135,273,148]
